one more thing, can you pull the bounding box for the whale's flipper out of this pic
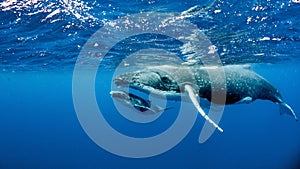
[133,105,151,112]
[184,84,224,132]
[279,103,298,121]
[236,96,253,104]
[199,103,224,143]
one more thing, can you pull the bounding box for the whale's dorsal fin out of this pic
[184,84,223,132]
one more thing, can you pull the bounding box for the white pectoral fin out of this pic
[184,85,224,132]
[279,103,298,121]
[199,103,224,143]
[236,96,253,104]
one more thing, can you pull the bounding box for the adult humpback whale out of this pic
[112,64,298,132]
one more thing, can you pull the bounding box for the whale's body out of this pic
[112,64,298,131]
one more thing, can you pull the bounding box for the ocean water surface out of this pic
[1,0,300,168]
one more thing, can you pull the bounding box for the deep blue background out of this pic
[0,63,300,169]
[0,0,300,168]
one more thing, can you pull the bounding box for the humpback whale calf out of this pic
[110,90,167,114]
[112,64,298,132]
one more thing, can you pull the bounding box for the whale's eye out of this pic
[161,76,171,84]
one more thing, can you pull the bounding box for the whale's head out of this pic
[114,69,181,95]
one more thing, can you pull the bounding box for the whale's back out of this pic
[194,65,282,104]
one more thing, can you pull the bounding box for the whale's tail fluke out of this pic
[279,103,298,121]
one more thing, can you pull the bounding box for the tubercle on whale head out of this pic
[113,70,181,93]
[113,71,161,88]
[113,72,137,87]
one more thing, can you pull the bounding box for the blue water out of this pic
[1,0,300,168]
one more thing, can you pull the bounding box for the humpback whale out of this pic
[112,64,298,132]
[110,90,166,114]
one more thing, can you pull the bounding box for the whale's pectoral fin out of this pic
[133,105,150,112]
[184,84,224,132]
[279,103,298,121]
